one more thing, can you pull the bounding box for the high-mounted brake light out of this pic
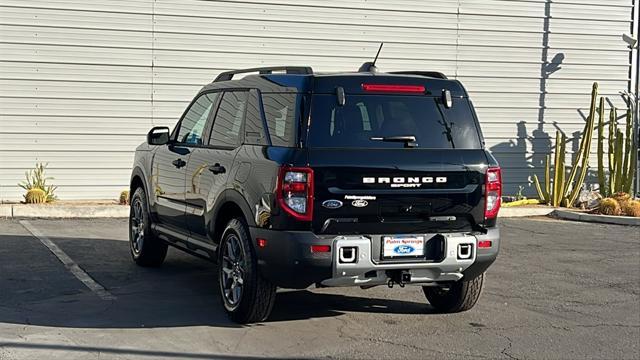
[276,166,314,221]
[362,84,425,93]
[484,167,502,220]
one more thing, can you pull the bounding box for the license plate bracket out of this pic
[382,235,425,258]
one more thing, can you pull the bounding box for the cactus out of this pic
[599,197,621,215]
[608,107,617,183]
[19,162,57,203]
[622,200,640,217]
[25,188,47,204]
[552,131,566,207]
[564,83,598,204]
[597,98,607,196]
[612,191,631,205]
[532,82,636,207]
[544,153,551,200]
[623,106,637,194]
[595,95,636,197]
[533,174,545,203]
[532,83,598,207]
[119,190,130,205]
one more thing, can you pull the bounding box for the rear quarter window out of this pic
[262,93,298,147]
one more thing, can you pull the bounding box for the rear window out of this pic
[308,95,482,149]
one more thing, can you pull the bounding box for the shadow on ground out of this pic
[0,233,432,330]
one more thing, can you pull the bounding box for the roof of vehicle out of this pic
[200,65,468,97]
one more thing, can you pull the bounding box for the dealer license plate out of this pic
[383,235,425,258]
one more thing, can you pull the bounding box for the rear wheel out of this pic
[423,273,484,313]
[218,218,276,324]
[129,187,168,267]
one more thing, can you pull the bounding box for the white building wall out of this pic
[0,0,635,201]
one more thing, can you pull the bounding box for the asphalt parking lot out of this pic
[0,218,638,360]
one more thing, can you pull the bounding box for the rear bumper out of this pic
[250,226,499,289]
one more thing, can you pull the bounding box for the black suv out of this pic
[128,65,501,323]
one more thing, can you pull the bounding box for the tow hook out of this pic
[387,270,411,288]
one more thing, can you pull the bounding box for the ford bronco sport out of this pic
[128,64,501,324]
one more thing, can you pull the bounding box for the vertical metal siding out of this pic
[0,0,634,201]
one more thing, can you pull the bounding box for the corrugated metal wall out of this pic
[0,0,635,201]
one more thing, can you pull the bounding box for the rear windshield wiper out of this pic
[370,135,418,148]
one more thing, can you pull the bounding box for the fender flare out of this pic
[210,188,257,228]
[130,166,155,209]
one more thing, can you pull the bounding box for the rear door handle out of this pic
[172,159,186,168]
[208,163,226,174]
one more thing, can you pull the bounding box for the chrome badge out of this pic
[351,199,369,208]
[322,199,343,209]
[363,176,447,188]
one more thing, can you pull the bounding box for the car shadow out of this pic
[270,289,435,322]
[0,234,434,329]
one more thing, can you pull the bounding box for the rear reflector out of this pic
[311,245,331,253]
[478,240,492,249]
[362,84,425,93]
[257,238,267,248]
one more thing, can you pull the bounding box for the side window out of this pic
[176,92,219,145]
[209,91,248,148]
[244,90,268,145]
[262,93,297,147]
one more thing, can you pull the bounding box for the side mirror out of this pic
[147,126,170,146]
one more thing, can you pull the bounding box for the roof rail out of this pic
[388,71,448,80]
[214,66,313,82]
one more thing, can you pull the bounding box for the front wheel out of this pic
[423,273,484,313]
[218,218,276,324]
[129,187,168,267]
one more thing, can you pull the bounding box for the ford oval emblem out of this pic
[394,245,415,255]
[351,199,368,208]
[322,199,343,209]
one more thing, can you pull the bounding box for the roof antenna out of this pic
[358,42,384,73]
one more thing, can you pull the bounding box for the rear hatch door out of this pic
[306,91,489,235]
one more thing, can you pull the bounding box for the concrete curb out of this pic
[0,204,12,217]
[551,209,640,226]
[499,206,555,218]
[1,204,128,218]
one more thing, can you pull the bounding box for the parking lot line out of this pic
[19,220,116,301]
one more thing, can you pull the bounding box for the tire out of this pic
[129,186,168,267]
[218,218,276,324]
[423,273,484,313]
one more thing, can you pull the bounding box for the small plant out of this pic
[19,163,57,203]
[598,198,621,216]
[119,190,130,205]
[25,188,47,204]
[622,200,640,217]
[515,185,526,201]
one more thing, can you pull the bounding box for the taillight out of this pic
[484,167,502,220]
[277,166,314,221]
[362,83,425,93]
